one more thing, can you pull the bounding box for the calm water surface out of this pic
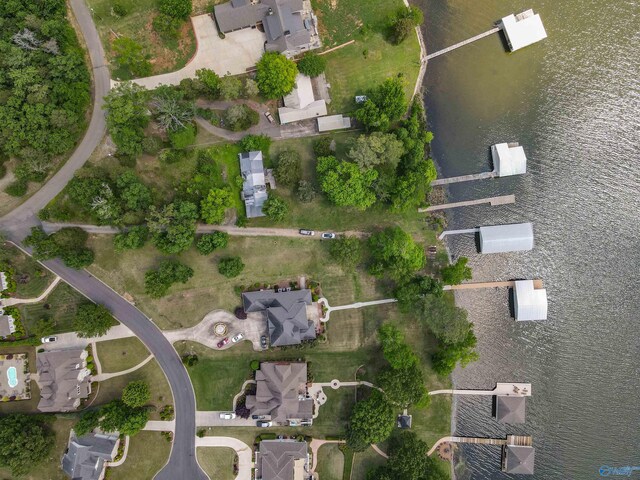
[415,1,640,478]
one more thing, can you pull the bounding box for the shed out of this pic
[478,223,534,254]
[397,414,412,429]
[491,143,527,177]
[514,280,548,321]
[499,10,547,52]
[278,74,327,124]
[495,396,526,423]
[317,115,351,132]
[502,445,535,475]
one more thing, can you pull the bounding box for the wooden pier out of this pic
[431,170,496,186]
[420,194,515,212]
[443,279,543,291]
[428,435,532,456]
[430,382,532,397]
[426,27,502,60]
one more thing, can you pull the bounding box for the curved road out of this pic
[0,1,207,479]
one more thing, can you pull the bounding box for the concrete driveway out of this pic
[195,436,254,480]
[131,15,266,89]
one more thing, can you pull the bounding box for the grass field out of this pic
[351,447,388,480]
[316,444,345,480]
[0,243,53,298]
[197,447,236,480]
[312,0,422,112]
[19,283,89,336]
[107,431,172,479]
[86,0,196,79]
[96,336,151,373]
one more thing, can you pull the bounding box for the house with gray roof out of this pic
[246,362,313,425]
[62,431,119,480]
[240,151,269,218]
[213,0,320,57]
[242,289,316,346]
[0,311,16,338]
[0,271,8,292]
[495,395,526,424]
[36,348,91,412]
[256,439,310,480]
[502,445,535,475]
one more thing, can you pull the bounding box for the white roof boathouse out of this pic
[492,143,527,177]
[479,223,534,254]
[499,10,547,52]
[514,280,548,321]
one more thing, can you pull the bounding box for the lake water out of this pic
[415,0,640,478]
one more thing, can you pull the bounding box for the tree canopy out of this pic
[24,227,95,269]
[263,195,289,221]
[297,52,326,77]
[147,200,198,254]
[368,227,426,280]
[441,257,472,285]
[144,260,194,298]
[274,150,302,187]
[73,303,115,338]
[255,51,298,99]
[200,188,232,224]
[394,275,444,313]
[99,400,149,436]
[112,37,151,77]
[218,256,245,278]
[0,414,54,476]
[196,231,229,255]
[317,156,377,210]
[347,132,404,171]
[158,0,193,19]
[150,85,195,132]
[368,432,446,480]
[122,380,151,407]
[346,391,395,451]
[103,82,149,157]
[328,236,363,270]
[355,77,407,131]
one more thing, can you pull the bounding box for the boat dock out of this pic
[420,194,515,212]
[431,170,496,186]
[443,279,544,291]
[428,435,532,456]
[430,382,531,397]
[438,227,479,240]
[426,27,502,60]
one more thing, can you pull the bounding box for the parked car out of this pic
[260,335,268,349]
[264,111,274,123]
[299,229,315,236]
[252,414,266,420]
[217,337,229,348]
[41,336,57,344]
[219,412,236,420]
[231,333,245,343]
[257,420,272,428]
[321,232,336,239]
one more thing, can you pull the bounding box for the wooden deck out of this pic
[426,27,502,60]
[427,435,533,456]
[444,280,544,291]
[420,194,515,212]
[430,382,532,397]
[431,170,496,186]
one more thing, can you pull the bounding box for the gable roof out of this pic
[479,223,534,254]
[503,445,535,474]
[242,289,315,346]
[514,280,548,321]
[61,432,118,480]
[36,349,91,412]
[0,314,16,337]
[495,396,526,423]
[258,440,308,480]
[245,362,313,424]
[240,151,268,218]
[0,272,8,291]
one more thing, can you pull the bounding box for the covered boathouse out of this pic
[478,223,534,254]
[499,10,547,52]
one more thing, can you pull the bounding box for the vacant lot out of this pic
[96,336,151,373]
[0,244,53,298]
[19,283,89,336]
[107,431,172,479]
[313,0,421,112]
[351,446,388,480]
[86,0,196,79]
[316,443,344,480]
[197,447,236,480]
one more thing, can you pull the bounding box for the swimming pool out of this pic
[7,367,18,389]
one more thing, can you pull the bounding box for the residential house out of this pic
[0,309,16,339]
[0,271,8,291]
[36,348,91,412]
[61,431,119,480]
[240,151,269,218]
[256,439,311,480]
[242,289,316,346]
[214,0,321,58]
[245,362,313,426]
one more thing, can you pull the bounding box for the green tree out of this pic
[73,303,114,338]
[150,85,195,132]
[313,137,334,157]
[263,195,289,221]
[114,226,149,251]
[368,227,425,280]
[244,78,259,97]
[317,156,377,210]
[219,74,243,100]
[144,260,194,298]
[224,105,259,131]
[378,324,418,370]
[147,201,198,254]
[103,82,149,157]
[238,134,272,157]
[394,275,443,313]
[329,237,362,270]
[347,132,404,171]
[112,37,152,77]
[74,409,101,436]
[218,256,244,278]
[195,68,221,97]
[99,400,150,436]
[389,17,415,45]
[196,232,229,255]
[24,227,95,269]
[346,391,395,451]
[432,330,479,376]
[200,188,232,224]
[255,51,298,99]
[153,13,182,39]
[158,0,192,19]
[122,380,151,407]
[378,362,428,408]
[0,414,54,475]
[297,52,326,77]
[415,294,473,344]
[116,172,152,211]
[355,77,407,131]
[169,124,196,149]
[274,150,301,187]
[441,257,472,285]
[354,100,389,132]
[296,180,317,203]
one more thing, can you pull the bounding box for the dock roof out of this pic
[514,280,548,321]
[496,395,526,423]
[500,10,547,52]
[491,143,527,177]
[479,223,534,254]
[503,445,535,475]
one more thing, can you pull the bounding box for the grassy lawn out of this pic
[312,0,422,113]
[0,416,76,480]
[316,444,345,480]
[107,431,172,480]
[92,360,173,420]
[19,282,90,336]
[197,447,236,480]
[351,447,387,480]
[0,243,53,298]
[86,0,196,79]
[96,337,151,373]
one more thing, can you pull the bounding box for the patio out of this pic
[0,353,31,401]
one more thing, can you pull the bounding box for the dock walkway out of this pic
[430,382,532,397]
[443,280,543,291]
[420,194,515,212]
[431,170,496,186]
[427,435,532,456]
[426,27,502,60]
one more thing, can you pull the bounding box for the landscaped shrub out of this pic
[158,0,193,20]
[250,360,260,370]
[234,307,247,320]
[218,256,244,278]
[5,180,28,197]
[297,52,326,77]
[196,232,229,255]
[224,105,259,131]
[313,137,333,157]
[153,13,182,39]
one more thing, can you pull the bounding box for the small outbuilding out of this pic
[495,395,526,424]
[397,414,412,429]
[491,142,527,177]
[278,74,327,124]
[0,271,8,291]
[502,445,535,475]
[499,10,547,52]
[479,223,534,254]
[514,280,548,321]
[317,115,351,132]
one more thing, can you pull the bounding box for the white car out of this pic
[321,232,336,239]
[41,336,57,344]
[219,412,236,420]
[231,333,245,343]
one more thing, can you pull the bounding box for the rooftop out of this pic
[502,445,535,475]
[257,439,309,480]
[278,74,327,125]
[500,10,547,52]
[0,272,8,291]
[240,151,268,218]
[495,395,526,423]
[479,223,534,254]
[61,432,119,480]
[317,115,351,132]
[0,313,16,338]
[491,142,527,177]
[514,280,548,321]
[36,348,91,412]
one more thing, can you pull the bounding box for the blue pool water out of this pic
[7,366,18,389]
